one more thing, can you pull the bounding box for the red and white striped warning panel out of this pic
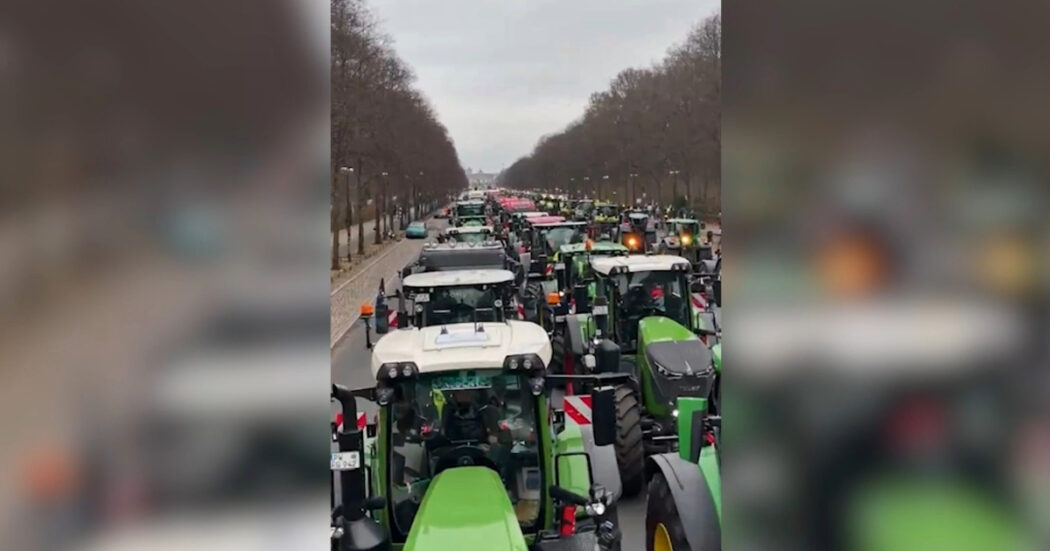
[335,412,368,431]
[387,309,398,327]
[691,292,706,310]
[564,395,592,425]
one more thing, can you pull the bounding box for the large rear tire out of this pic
[525,281,543,323]
[646,472,690,551]
[614,385,646,497]
[550,332,566,374]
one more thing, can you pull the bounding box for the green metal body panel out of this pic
[637,317,701,417]
[403,467,527,551]
[698,446,721,521]
[675,396,707,464]
[712,343,721,373]
[553,423,594,503]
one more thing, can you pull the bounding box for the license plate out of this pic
[555,315,566,322]
[331,451,360,471]
[414,293,430,303]
[554,263,565,270]
[593,305,608,315]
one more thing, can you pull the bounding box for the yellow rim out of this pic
[654,522,674,551]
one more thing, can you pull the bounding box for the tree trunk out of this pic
[331,230,339,270]
[331,169,340,270]
[373,184,381,245]
[344,169,353,263]
[356,160,365,256]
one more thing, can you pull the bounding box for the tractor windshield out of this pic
[386,370,541,538]
[448,231,489,244]
[416,284,504,326]
[456,203,485,217]
[542,226,583,252]
[614,270,690,339]
[670,221,701,236]
[595,204,619,217]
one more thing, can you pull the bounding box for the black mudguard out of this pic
[647,453,720,551]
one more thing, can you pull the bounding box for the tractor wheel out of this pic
[646,472,690,551]
[614,384,646,497]
[549,332,566,374]
[525,281,543,323]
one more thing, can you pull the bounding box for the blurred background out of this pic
[723,0,1049,550]
[0,0,330,549]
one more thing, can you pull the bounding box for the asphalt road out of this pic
[330,215,649,550]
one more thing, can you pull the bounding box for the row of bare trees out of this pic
[501,14,720,215]
[331,0,467,270]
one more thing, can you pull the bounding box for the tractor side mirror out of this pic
[375,303,390,334]
[595,339,620,374]
[363,495,387,510]
[591,386,617,447]
[592,295,609,336]
[572,284,591,314]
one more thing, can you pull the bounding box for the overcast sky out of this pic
[369,0,719,173]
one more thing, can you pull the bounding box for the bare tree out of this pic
[502,13,720,215]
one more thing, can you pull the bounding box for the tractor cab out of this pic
[619,211,656,252]
[393,269,518,329]
[588,202,621,240]
[660,218,713,269]
[337,319,626,551]
[573,199,595,221]
[453,200,487,226]
[525,220,587,280]
[591,255,696,351]
[542,241,630,327]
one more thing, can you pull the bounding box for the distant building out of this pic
[465,168,497,190]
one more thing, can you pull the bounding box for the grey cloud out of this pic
[371,0,719,171]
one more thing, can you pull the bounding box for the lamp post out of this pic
[601,175,609,201]
[668,169,680,208]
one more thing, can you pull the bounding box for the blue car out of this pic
[405,221,428,239]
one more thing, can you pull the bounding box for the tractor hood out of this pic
[403,467,527,551]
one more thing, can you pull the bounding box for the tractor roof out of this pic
[628,212,649,219]
[590,254,691,275]
[456,200,485,206]
[416,242,506,271]
[525,215,566,225]
[515,211,548,218]
[403,269,514,289]
[532,221,586,228]
[667,218,700,224]
[447,225,493,234]
[370,321,552,377]
[559,241,628,255]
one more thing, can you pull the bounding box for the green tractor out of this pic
[547,254,718,496]
[453,199,488,227]
[645,395,721,551]
[658,218,714,271]
[330,316,630,551]
[588,202,622,241]
[529,240,629,332]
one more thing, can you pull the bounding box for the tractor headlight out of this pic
[376,385,396,406]
[378,362,419,382]
[680,234,692,246]
[654,362,682,379]
[504,353,545,372]
[528,376,545,396]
